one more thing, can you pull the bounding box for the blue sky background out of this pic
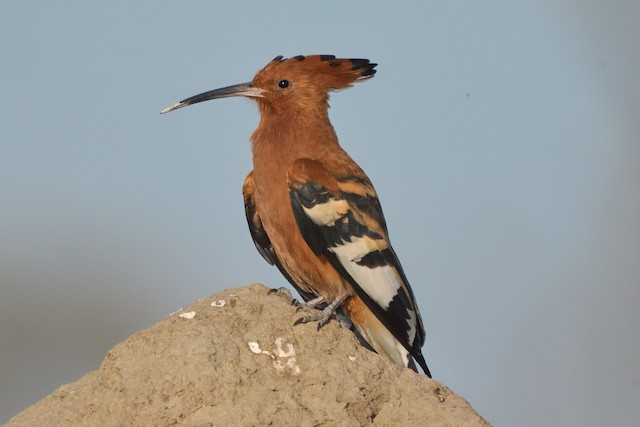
[1,1,639,425]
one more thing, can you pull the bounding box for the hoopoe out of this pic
[162,55,431,377]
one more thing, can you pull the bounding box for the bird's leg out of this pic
[294,295,348,331]
[295,296,326,312]
[267,287,300,306]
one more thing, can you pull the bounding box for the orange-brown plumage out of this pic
[161,55,431,377]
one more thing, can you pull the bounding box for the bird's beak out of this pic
[160,82,264,114]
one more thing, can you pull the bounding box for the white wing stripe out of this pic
[406,308,417,345]
[302,199,349,226]
[330,237,400,309]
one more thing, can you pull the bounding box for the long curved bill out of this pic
[160,82,264,114]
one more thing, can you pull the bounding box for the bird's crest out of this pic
[253,55,377,94]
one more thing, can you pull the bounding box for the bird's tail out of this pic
[412,350,432,378]
[344,296,431,377]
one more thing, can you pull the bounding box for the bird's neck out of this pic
[251,108,339,174]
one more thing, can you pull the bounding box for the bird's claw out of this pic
[267,287,299,306]
[293,295,347,331]
[293,306,335,330]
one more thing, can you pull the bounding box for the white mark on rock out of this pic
[247,341,274,358]
[248,341,262,354]
[274,337,296,358]
[247,337,301,375]
[210,299,226,307]
[178,311,196,319]
[168,308,184,316]
[273,357,301,375]
[348,356,356,362]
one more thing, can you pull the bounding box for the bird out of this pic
[161,55,431,377]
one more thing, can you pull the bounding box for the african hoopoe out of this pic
[161,55,431,377]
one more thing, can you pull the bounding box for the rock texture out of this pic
[6,284,489,426]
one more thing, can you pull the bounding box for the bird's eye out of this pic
[278,80,290,89]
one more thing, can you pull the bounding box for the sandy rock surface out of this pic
[6,284,489,426]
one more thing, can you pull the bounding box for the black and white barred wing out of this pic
[287,159,428,373]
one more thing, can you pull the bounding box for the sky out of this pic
[1,1,639,425]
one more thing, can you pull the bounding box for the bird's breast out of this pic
[251,154,351,300]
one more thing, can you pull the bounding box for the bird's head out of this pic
[161,55,376,115]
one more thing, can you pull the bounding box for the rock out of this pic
[5,284,489,426]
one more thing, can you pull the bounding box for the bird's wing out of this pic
[243,171,279,266]
[287,159,427,367]
[243,171,318,302]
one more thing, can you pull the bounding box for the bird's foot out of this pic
[267,287,300,306]
[294,295,347,330]
[295,296,326,312]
